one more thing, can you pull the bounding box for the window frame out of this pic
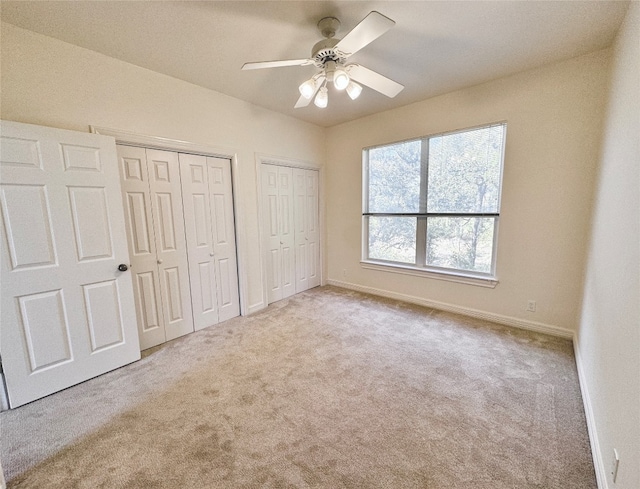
[361,122,506,286]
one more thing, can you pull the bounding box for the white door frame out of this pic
[91,126,247,317]
[255,153,324,310]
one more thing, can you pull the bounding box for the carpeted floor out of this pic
[1,286,595,488]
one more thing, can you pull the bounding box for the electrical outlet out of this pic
[527,300,536,312]
[611,448,619,483]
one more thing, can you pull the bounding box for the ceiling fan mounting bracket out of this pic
[311,38,346,68]
[317,17,341,38]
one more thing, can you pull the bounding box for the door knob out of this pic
[210,252,215,257]
[118,264,129,272]
[157,259,163,264]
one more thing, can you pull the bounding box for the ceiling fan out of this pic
[241,11,404,109]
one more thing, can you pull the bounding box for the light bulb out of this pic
[346,81,363,100]
[333,68,350,90]
[298,78,317,99]
[314,87,328,108]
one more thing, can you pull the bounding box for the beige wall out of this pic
[325,49,610,333]
[0,22,326,314]
[577,2,640,488]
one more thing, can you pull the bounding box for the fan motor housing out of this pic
[311,38,346,68]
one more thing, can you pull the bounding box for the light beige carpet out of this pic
[1,286,595,488]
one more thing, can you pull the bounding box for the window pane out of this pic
[426,217,495,273]
[368,216,416,264]
[368,140,421,213]
[427,125,504,213]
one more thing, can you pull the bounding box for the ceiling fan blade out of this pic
[334,11,395,58]
[294,75,326,108]
[347,64,404,98]
[241,59,313,70]
[294,95,312,109]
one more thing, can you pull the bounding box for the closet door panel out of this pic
[306,170,321,288]
[179,153,219,331]
[207,157,240,322]
[293,168,308,293]
[262,166,282,303]
[135,270,163,332]
[146,149,193,341]
[154,192,178,251]
[163,266,184,322]
[126,192,153,256]
[117,145,165,349]
[198,262,215,312]
[278,167,295,299]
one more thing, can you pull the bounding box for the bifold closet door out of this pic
[117,146,164,349]
[146,149,194,342]
[293,168,320,292]
[207,157,241,322]
[262,165,295,304]
[305,171,320,288]
[179,153,240,329]
[117,145,193,350]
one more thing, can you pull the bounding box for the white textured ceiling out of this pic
[1,1,629,127]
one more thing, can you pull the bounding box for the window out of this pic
[363,123,506,281]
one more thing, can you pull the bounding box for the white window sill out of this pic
[360,260,498,288]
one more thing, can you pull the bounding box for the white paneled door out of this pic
[293,169,309,293]
[207,157,241,322]
[262,166,282,302]
[262,165,296,303]
[179,153,239,329]
[0,121,140,408]
[293,168,320,292]
[116,145,164,348]
[305,170,320,289]
[116,145,194,350]
[262,164,319,304]
[145,149,194,341]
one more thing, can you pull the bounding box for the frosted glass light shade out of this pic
[333,69,350,90]
[346,81,363,100]
[299,78,317,99]
[314,87,328,108]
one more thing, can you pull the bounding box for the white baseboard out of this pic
[0,373,8,412]
[326,279,574,339]
[573,335,608,489]
[246,301,267,316]
[0,456,6,489]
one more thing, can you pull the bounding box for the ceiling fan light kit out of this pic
[332,68,350,90]
[242,11,404,110]
[314,86,329,108]
[346,81,363,100]
[298,78,318,99]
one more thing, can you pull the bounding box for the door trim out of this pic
[255,153,324,312]
[91,126,247,317]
